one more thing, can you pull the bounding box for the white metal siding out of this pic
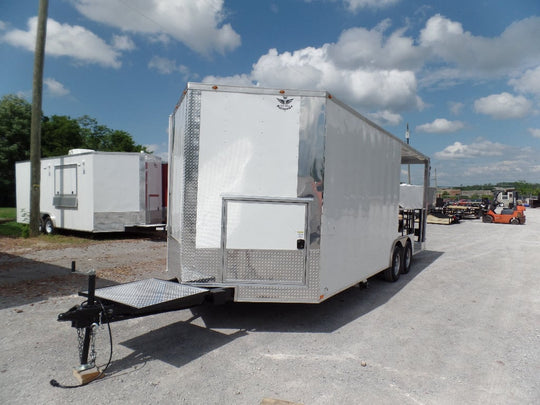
[320,99,401,296]
[195,91,301,249]
[93,154,139,213]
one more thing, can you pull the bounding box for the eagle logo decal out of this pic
[277,96,294,110]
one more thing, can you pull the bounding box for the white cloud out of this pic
[0,20,6,30]
[208,37,424,113]
[474,92,533,119]
[419,15,540,76]
[344,0,400,12]
[144,143,168,162]
[509,66,540,96]
[464,161,523,176]
[416,118,464,133]
[202,74,254,87]
[328,22,425,71]
[44,78,70,97]
[148,56,189,76]
[112,34,135,51]
[2,17,122,68]
[144,144,159,153]
[529,128,540,139]
[435,140,506,160]
[202,14,539,116]
[200,18,430,112]
[72,0,241,56]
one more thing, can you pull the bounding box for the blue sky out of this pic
[1,0,539,186]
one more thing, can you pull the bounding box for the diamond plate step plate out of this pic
[92,279,209,309]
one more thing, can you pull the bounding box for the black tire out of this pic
[510,218,519,225]
[43,217,54,235]
[383,245,402,282]
[482,215,493,223]
[401,242,412,274]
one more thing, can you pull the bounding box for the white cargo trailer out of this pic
[166,82,430,303]
[57,84,430,376]
[16,150,163,233]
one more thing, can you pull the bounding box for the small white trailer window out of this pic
[53,164,78,208]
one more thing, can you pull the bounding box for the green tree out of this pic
[78,115,147,152]
[41,115,83,156]
[77,115,109,151]
[106,130,142,152]
[0,95,32,205]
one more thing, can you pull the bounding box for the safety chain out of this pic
[89,323,98,366]
[76,327,85,362]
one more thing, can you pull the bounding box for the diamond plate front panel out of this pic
[181,248,221,283]
[225,249,305,284]
[235,250,320,302]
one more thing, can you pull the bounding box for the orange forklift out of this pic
[482,191,526,224]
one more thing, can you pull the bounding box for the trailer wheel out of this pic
[383,245,402,282]
[43,217,54,235]
[482,215,493,223]
[401,242,412,274]
[510,218,519,225]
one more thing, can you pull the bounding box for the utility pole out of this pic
[406,123,411,184]
[29,0,48,237]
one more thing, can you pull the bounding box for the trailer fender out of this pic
[401,239,413,274]
[383,243,403,282]
[383,237,410,282]
[388,237,409,268]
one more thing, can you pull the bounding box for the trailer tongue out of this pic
[56,274,233,385]
[58,277,232,325]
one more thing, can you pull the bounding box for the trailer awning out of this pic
[401,143,430,165]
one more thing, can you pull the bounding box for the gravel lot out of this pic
[1,210,539,404]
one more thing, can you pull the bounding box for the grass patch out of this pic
[0,220,26,237]
[0,208,27,237]
[0,207,16,220]
[35,233,95,246]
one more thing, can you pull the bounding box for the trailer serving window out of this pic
[53,164,78,208]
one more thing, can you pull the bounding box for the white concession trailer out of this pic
[16,150,163,233]
[58,83,430,376]
[166,82,430,303]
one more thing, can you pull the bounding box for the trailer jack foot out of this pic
[73,367,103,385]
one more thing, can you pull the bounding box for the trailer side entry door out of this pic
[222,197,308,285]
